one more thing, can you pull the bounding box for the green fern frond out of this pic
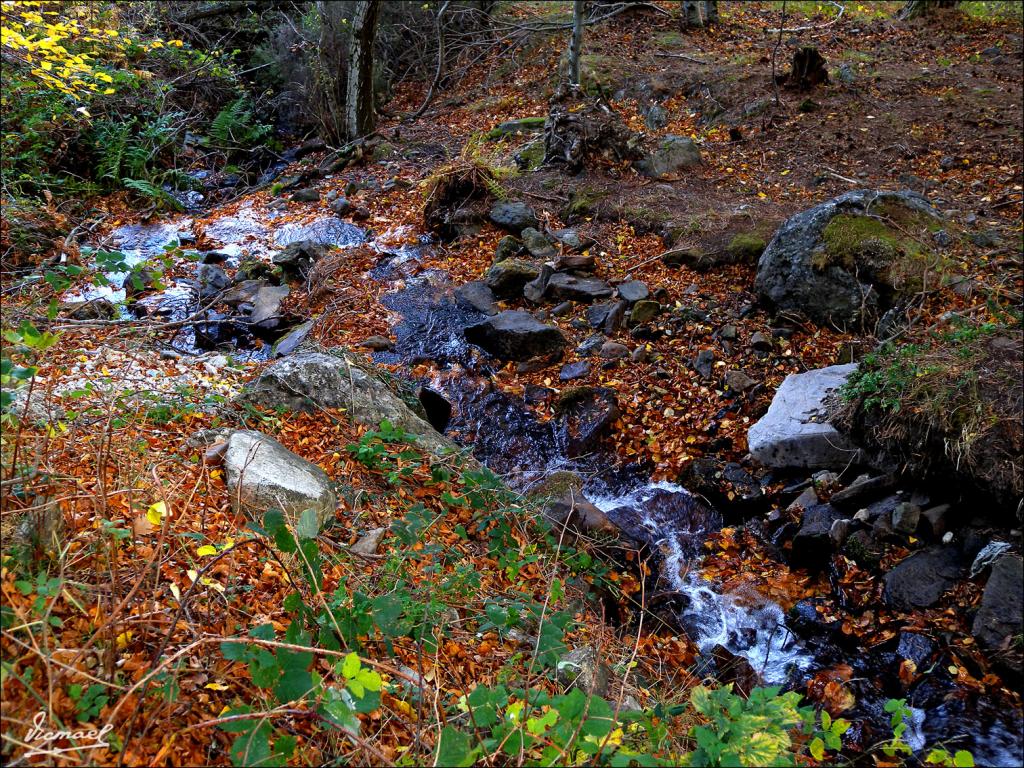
[123,178,183,211]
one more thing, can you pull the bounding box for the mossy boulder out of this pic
[755,190,946,328]
[562,187,610,220]
[514,138,545,171]
[487,116,546,140]
[634,135,702,179]
[484,258,542,299]
[557,53,630,97]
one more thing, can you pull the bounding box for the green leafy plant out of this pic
[68,683,110,722]
[209,96,272,151]
[1,320,61,420]
[685,684,814,767]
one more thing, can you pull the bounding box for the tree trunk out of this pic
[568,0,584,86]
[681,0,717,28]
[344,0,381,140]
[898,0,960,19]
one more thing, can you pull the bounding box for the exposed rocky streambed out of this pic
[61,188,1023,766]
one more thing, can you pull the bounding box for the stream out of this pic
[79,201,1023,766]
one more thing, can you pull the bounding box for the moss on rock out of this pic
[727,232,768,262]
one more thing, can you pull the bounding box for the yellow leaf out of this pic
[201,577,225,593]
[187,569,198,583]
[146,500,167,526]
[196,545,217,557]
[116,630,133,648]
[204,682,230,691]
[169,583,181,602]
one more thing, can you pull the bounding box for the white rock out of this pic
[223,430,336,531]
[747,364,863,469]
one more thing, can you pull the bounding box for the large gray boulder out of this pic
[464,310,567,361]
[224,430,336,531]
[972,554,1023,651]
[748,364,862,469]
[634,135,701,178]
[755,189,943,327]
[239,352,453,455]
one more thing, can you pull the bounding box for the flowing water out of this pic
[80,198,1022,767]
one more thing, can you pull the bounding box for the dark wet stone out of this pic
[555,252,597,271]
[272,240,333,278]
[200,250,230,265]
[577,334,605,357]
[604,488,721,562]
[463,310,566,361]
[831,473,898,507]
[524,385,553,405]
[489,201,538,233]
[290,188,320,202]
[329,197,351,215]
[754,189,942,327]
[750,331,772,351]
[222,279,265,307]
[693,349,715,379]
[560,361,590,381]
[710,644,759,697]
[197,263,231,297]
[550,228,592,251]
[484,258,541,299]
[883,546,963,610]
[791,504,844,570]
[521,227,556,259]
[897,632,936,667]
[723,369,756,393]
[493,235,524,263]
[892,502,921,534]
[454,281,498,315]
[545,273,612,303]
[721,462,763,504]
[972,554,1023,651]
[586,300,627,334]
[271,319,314,357]
[523,263,554,303]
[555,386,620,457]
[617,281,649,304]
[551,301,574,317]
[920,504,951,539]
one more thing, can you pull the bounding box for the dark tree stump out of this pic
[788,46,830,91]
[543,89,643,173]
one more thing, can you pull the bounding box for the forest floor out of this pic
[1,2,1022,766]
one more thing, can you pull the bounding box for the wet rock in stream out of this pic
[463,311,567,362]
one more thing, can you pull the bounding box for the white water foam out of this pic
[590,482,813,684]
